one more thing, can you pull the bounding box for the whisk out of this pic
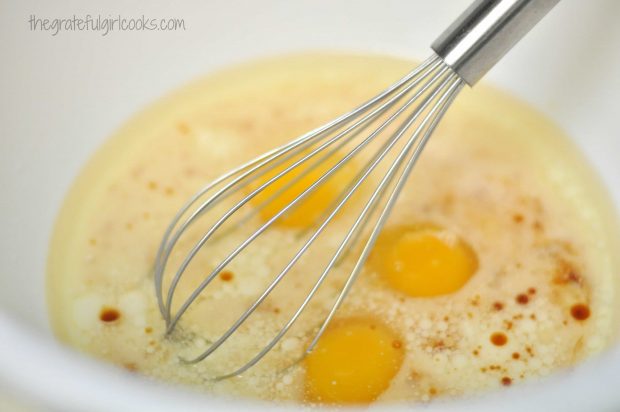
[154,0,559,379]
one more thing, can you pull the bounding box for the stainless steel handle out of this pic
[432,0,559,85]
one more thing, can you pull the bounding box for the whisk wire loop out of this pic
[154,55,439,321]
[216,73,464,380]
[153,0,561,382]
[154,56,464,379]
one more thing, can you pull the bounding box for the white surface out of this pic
[0,0,619,411]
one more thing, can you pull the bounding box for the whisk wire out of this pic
[152,0,561,382]
[154,55,465,379]
[306,74,464,355]
[209,71,464,380]
[161,58,442,326]
[180,66,454,364]
[164,60,450,333]
[155,56,440,323]
[154,56,438,283]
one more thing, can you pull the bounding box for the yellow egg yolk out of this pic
[371,225,478,297]
[249,151,356,229]
[304,318,404,404]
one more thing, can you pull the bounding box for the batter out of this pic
[47,53,620,405]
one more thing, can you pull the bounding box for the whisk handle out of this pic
[431,0,559,85]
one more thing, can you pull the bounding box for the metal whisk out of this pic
[154,0,559,379]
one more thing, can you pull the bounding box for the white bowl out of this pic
[1,0,619,410]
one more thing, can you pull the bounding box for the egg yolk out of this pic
[304,318,404,404]
[370,224,478,297]
[249,151,356,229]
